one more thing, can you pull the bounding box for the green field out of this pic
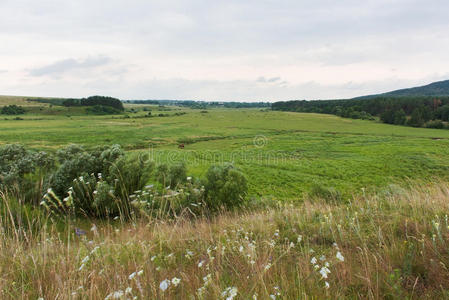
[2,99,449,200]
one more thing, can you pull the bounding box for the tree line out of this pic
[272,96,449,129]
[63,95,124,111]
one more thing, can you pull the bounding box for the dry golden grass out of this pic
[1,183,449,299]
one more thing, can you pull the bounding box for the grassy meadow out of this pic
[1,96,449,299]
[1,97,449,200]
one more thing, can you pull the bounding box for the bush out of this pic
[426,120,445,129]
[1,105,25,115]
[86,105,122,115]
[108,153,154,199]
[49,144,124,198]
[155,163,187,188]
[203,164,247,211]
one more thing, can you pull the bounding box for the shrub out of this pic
[426,120,445,129]
[49,144,124,197]
[203,164,247,211]
[108,153,154,199]
[86,105,122,115]
[1,105,25,115]
[155,163,187,188]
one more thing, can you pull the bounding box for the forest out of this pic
[272,96,449,128]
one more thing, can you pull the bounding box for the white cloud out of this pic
[1,0,449,100]
[29,56,112,77]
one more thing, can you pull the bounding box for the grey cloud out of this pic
[2,0,449,99]
[268,77,281,82]
[29,56,112,77]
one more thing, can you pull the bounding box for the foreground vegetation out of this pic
[1,182,448,299]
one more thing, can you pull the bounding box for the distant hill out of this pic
[355,79,449,99]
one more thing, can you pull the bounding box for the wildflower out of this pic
[289,242,295,248]
[197,286,206,296]
[137,270,144,276]
[105,290,124,299]
[297,235,303,243]
[198,260,205,268]
[203,274,211,284]
[319,255,326,261]
[310,257,317,265]
[221,287,238,300]
[128,272,137,280]
[171,277,181,287]
[325,281,330,289]
[125,287,132,294]
[78,264,85,271]
[151,255,157,261]
[159,279,170,291]
[239,246,244,252]
[319,266,331,279]
[187,176,192,181]
[336,251,345,262]
[75,228,87,236]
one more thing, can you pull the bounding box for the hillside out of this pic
[356,79,449,99]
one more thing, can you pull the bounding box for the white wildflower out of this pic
[128,272,137,280]
[310,257,317,265]
[159,279,170,291]
[171,277,181,287]
[336,251,345,262]
[221,287,238,300]
[325,281,330,289]
[319,266,331,279]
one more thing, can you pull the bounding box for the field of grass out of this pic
[1,183,448,299]
[1,101,449,200]
[2,98,449,299]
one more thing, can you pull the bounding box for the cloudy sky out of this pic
[1,0,449,101]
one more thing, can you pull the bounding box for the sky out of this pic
[1,0,449,101]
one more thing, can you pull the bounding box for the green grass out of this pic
[2,105,449,199]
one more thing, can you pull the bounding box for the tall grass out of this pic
[1,183,449,299]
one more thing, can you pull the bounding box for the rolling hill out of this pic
[355,79,449,99]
